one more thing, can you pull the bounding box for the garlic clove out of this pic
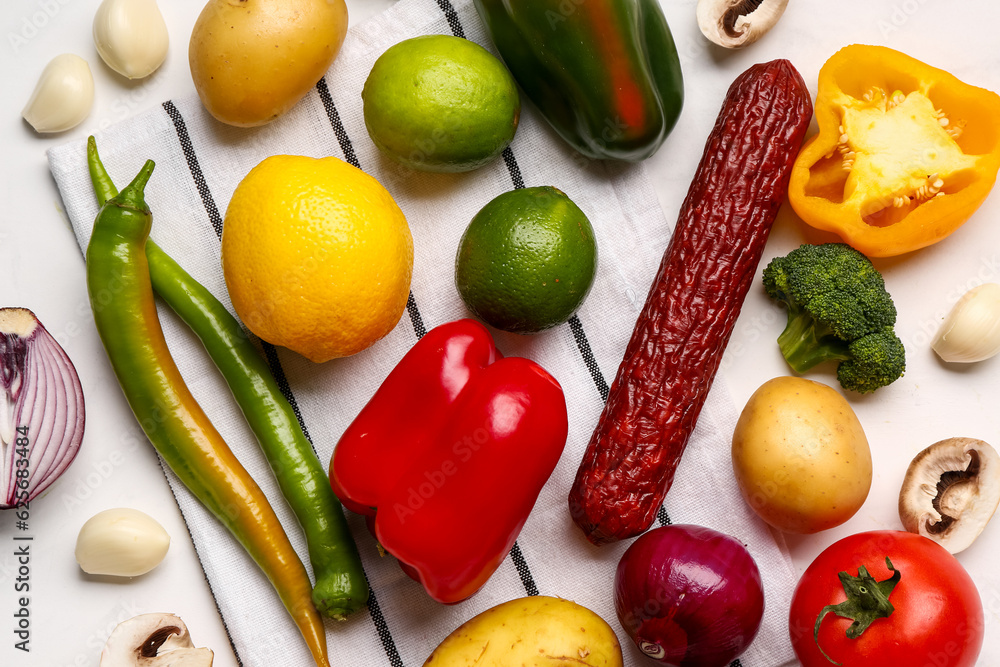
[21,54,95,133]
[932,283,1000,363]
[697,0,790,49]
[1,308,86,507]
[75,507,170,577]
[93,0,169,80]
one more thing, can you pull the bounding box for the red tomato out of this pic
[789,530,983,667]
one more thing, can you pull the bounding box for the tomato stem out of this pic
[814,557,900,665]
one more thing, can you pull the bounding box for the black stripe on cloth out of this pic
[162,101,224,238]
[569,315,610,402]
[730,660,743,667]
[406,291,427,339]
[316,76,361,169]
[431,0,543,602]
[657,505,672,527]
[311,75,412,667]
[501,146,526,190]
[162,99,408,666]
[366,586,405,667]
[508,542,539,596]
[434,0,466,38]
[154,455,245,666]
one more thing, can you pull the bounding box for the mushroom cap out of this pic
[898,437,1000,554]
[696,0,790,49]
[100,613,214,666]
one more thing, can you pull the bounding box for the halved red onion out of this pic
[614,524,764,666]
[1,308,85,508]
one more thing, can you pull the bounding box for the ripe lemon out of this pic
[455,186,598,334]
[362,34,520,173]
[221,155,413,362]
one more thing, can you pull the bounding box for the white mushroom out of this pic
[696,0,790,49]
[898,437,1000,554]
[100,613,214,666]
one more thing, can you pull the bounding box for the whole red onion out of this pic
[614,524,764,666]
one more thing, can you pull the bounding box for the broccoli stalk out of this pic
[763,243,905,394]
[776,306,851,373]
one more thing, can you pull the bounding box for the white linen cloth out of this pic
[47,0,797,664]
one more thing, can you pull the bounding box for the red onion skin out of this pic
[614,524,764,666]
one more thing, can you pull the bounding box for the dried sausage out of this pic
[569,59,814,545]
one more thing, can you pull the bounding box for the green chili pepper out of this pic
[87,137,369,619]
[84,151,332,667]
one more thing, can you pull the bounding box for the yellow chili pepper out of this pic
[788,44,1000,257]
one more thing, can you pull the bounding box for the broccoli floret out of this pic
[762,243,905,393]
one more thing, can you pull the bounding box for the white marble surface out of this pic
[2,1,1000,665]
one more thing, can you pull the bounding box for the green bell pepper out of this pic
[473,0,684,161]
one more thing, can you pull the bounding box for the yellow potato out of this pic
[731,376,872,534]
[423,596,623,667]
[188,0,348,127]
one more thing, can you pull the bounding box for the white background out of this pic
[3,0,1000,665]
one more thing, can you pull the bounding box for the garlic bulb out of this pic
[932,283,1000,363]
[75,508,170,577]
[21,54,94,133]
[93,0,169,79]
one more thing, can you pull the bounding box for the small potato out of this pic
[189,0,348,127]
[732,376,872,534]
[424,596,622,667]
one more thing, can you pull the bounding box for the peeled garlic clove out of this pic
[932,283,1000,363]
[93,0,169,80]
[1,308,86,507]
[75,508,170,577]
[21,54,95,133]
[697,0,789,49]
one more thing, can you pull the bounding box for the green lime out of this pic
[456,186,598,334]
[362,35,520,173]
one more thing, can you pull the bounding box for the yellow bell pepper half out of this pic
[788,44,1000,257]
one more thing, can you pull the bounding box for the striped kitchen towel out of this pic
[47,0,798,664]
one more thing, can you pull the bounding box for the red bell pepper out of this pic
[329,319,568,604]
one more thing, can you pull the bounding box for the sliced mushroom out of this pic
[696,0,790,49]
[100,613,214,666]
[898,437,1000,554]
